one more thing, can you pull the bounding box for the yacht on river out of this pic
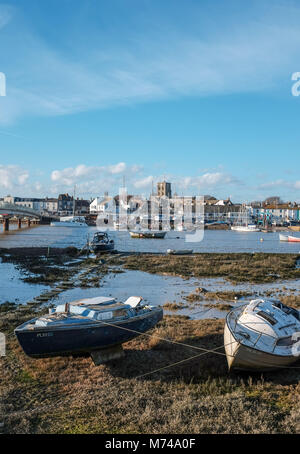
[50,216,88,228]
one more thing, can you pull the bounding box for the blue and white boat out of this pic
[15,296,163,364]
[89,231,114,252]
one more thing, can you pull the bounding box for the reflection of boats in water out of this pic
[50,216,88,227]
[279,234,300,242]
[224,299,300,371]
[15,296,163,365]
[129,230,166,239]
[89,232,114,252]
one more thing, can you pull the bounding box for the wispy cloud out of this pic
[259,179,300,191]
[50,163,141,186]
[0,164,29,189]
[1,2,300,123]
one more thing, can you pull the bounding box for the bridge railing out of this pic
[0,202,42,218]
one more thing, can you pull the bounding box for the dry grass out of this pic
[1,306,300,434]
[163,302,188,311]
[280,295,300,309]
[113,253,300,283]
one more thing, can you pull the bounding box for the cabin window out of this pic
[257,311,277,325]
[276,336,298,347]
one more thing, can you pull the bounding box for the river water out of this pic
[1,226,299,316]
[1,225,300,253]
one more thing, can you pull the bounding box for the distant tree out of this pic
[264,196,284,205]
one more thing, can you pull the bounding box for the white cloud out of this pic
[174,172,240,191]
[2,3,300,123]
[108,162,126,174]
[0,164,29,190]
[0,5,13,30]
[133,175,153,189]
[294,181,300,189]
[50,162,142,193]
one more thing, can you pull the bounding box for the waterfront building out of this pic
[249,202,300,223]
[44,197,58,214]
[57,193,74,215]
[89,196,113,214]
[3,195,46,212]
[74,198,90,215]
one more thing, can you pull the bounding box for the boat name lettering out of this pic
[37,332,54,338]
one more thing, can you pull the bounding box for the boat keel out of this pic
[90,344,125,365]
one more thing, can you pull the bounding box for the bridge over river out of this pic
[0,202,57,231]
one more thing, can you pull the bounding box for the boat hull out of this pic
[15,308,163,359]
[231,226,260,232]
[224,318,298,371]
[167,249,193,255]
[279,234,289,242]
[90,243,114,252]
[50,222,87,228]
[129,231,166,238]
[288,236,300,243]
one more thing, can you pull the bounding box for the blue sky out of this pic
[0,0,300,201]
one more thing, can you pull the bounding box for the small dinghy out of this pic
[89,231,114,252]
[15,296,163,365]
[279,234,300,242]
[166,249,193,255]
[279,234,289,242]
[129,230,166,239]
[287,235,300,243]
[224,299,300,371]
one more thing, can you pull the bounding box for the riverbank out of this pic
[0,249,300,434]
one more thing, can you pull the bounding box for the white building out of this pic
[89,197,113,214]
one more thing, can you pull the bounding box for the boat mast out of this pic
[73,185,76,216]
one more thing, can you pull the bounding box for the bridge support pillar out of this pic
[4,218,9,232]
[18,218,22,229]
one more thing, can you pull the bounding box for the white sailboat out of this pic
[50,216,88,227]
[50,186,88,227]
[231,205,260,232]
[224,299,300,371]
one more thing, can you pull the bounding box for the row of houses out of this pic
[2,189,300,224]
[3,194,90,216]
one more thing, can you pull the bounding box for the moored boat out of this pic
[224,299,300,371]
[15,296,163,364]
[279,234,300,242]
[279,234,289,241]
[89,231,114,252]
[50,216,88,227]
[129,230,166,239]
[231,224,260,232]
[288,235,300,243]
[166,249,193,255]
